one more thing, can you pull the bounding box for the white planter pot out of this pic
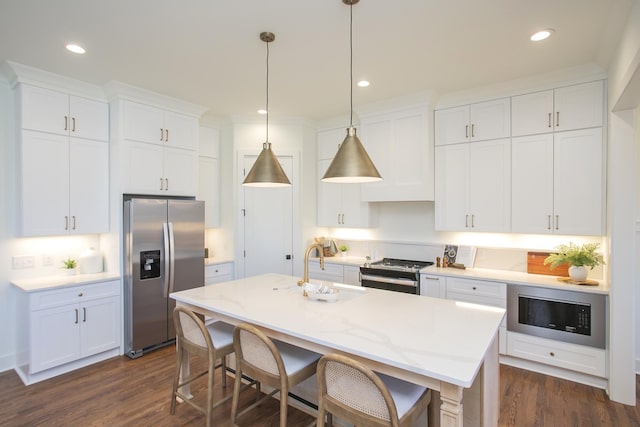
[568,265,588,281]
[340,251,347,257]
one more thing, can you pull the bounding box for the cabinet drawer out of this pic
[309,261,343,277]
[446,278,506,302]
[507,332,606,377]
[205,263,233,279]
[31,280,120,311]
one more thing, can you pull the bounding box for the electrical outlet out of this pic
[12,255,35,269]
[42,255,54,266]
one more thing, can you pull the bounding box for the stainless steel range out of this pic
[360,258,434,294]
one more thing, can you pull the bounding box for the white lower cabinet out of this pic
[17,279,121,384]
[419,274,446,298]
[445,277,507,355]
[308,261,361,286]
[507,331,606,378]
[342,266,361,286]
[205,262,234,285]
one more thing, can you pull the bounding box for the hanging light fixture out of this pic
[322,0,382,183]
[243,32,291,187]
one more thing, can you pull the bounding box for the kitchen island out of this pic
[170,273,505,427]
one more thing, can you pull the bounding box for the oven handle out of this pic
[361,274,417,287]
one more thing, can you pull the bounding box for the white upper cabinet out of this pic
[122,100,197,150]
[435,139,511,232]
[511,80,604,137]
[17,83,109,236]
[198,126,221,228]
[511,129,604,235]
[435,98,510,145]
[20,84,108,142]
[317,127,345,161]
[359,105,434,201]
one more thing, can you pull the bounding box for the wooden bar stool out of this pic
[316,353,431,427]
[231,322,321,427]
[170,306,235,427]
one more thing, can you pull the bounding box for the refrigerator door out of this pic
[166,199,205,339]
[124,198,169,355]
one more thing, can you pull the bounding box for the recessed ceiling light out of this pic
[357,80,370,87]
[66,44,86,54]
[257,109,267,115]
[530,29,554,42]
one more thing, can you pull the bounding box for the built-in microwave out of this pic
[507,284,607,349]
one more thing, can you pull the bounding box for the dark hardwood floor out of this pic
[1,346,638,426]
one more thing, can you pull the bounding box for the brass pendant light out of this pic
[243,32,291,187]
[322,0,382,183]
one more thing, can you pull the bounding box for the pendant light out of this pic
[322,0,382,183]
[243,32,291,187]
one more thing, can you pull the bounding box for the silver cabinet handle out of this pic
[160,178,164,191]
[83,307,87,322]
[64,116,68,131]
[555,215,559,230]
[165,178,169,191]
[465,214,469,228]
[547,215,552,230]
[556,112,560,127]
[75,308,79,324]
[72,117,76,132]
[471,124,475,138]
[72,216,76,230]
[160,128,164,141]
[65,216,69,230]
[548,113,552,128]
[465,124,468,138]
[165,129,169,142]
[423,276,440,281]
[337,213,341,225]
[471,214,475,228]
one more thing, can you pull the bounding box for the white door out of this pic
[241,155,293,278]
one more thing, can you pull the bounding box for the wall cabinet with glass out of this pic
[16,84,109,236]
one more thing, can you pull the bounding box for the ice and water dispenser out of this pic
[140,250,160,280]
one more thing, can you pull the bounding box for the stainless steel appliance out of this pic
[507,284,606,349]
[123,197,205,358]
[360,258,434,294]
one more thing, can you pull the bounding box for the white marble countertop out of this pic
[12,272,121,292]
[171,273,505,388]
[205,257,234,266]
[421,266,609,295]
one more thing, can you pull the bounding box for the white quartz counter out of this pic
[422,266,609,294]
[12,272,121,292]
[171,273,505,388]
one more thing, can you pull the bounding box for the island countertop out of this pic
[170,272,505,389]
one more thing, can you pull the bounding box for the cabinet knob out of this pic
[78,292,83,297]
[472,286,477,290]
[549,352,555,357]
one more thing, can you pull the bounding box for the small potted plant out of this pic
[62,257,78,275]
[339,244,348,257]
[544,242,605,281]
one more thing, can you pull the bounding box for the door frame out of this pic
[234,149,301,279]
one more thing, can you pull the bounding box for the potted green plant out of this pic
[339,244,348,257]
[62,257,78,275]
[544,242,604,281]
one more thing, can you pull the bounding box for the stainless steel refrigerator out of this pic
[123,197,204,358]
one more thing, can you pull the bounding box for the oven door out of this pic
[361,274,418,294]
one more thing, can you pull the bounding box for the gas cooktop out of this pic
[368,258,434,272]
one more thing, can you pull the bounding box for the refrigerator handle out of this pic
[168,222,176,295]
[162,222,170,298]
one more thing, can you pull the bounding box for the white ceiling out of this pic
[0,0,634,121]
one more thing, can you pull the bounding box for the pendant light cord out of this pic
[349,1,353,128]
[266,38,270,142]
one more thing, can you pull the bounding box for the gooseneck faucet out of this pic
[298,243,325,286]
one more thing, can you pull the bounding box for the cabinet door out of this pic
[554,81,603,132]
[199,126,220,158]
[198,157,220,227]
[69,96,109,141]
[469,98,511,142]
[420,275,445,298]
[80,297,120,357]
[164,111,198,151]
[31,305,80,373]
[341,183,369,227]
[122,101,164,145]
[434,144,469,230]
[20,84,69,136]
[69,138,109,234]
[511,134,554,233]
[343,266,361,286]
[468,139,511,232]
[434,105,469,146]
[553,128,604,235]
[20,130,70,236]
[318,127,345,160]
[317,159,343,226]
[122,140,164,194]
[163,146,197,196]
[511,90,554,137]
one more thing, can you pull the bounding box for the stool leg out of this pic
[221,355,227,388]
[231,365,242,425]
[170,345,183,415]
